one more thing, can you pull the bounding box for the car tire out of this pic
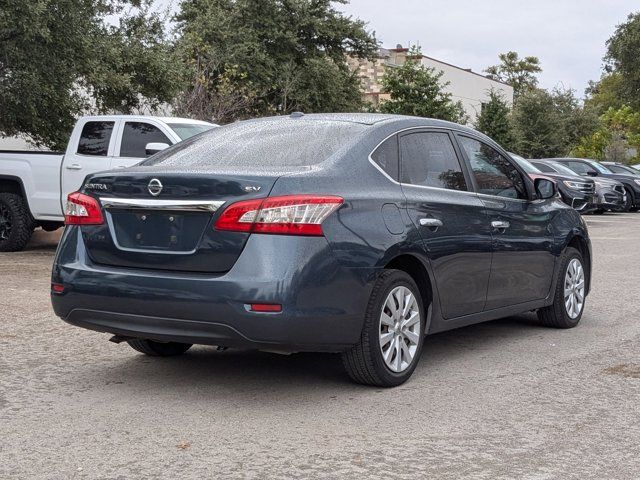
[623,188,634,212]
[537,247,586,329]
[127,339,193,356]
[0,193,35,252]
[341,269,426,387]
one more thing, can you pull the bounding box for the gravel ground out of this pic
[1,215,639,479]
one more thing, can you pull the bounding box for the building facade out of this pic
[348,46,514,122]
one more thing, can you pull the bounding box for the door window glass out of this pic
[120,122,172,158]
[400,132,467,191]
[371,135,399,180]
[531,162,556,173]
[565,161,596,175]
[77,121,115,156]
[459,136,527,199]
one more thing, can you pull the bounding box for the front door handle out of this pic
[419,218,443,230]
[66,163,82,170]
[491,220,510,231]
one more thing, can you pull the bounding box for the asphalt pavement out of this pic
[1,215,639,479]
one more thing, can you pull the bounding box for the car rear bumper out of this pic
[51,227,375,352]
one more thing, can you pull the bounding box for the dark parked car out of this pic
[601,161,640,176]
[547,158,640,211]
[51,114,592,387]
[530,159,626,213]
[510,155,597,213]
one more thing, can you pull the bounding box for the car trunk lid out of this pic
[80,171,281,273]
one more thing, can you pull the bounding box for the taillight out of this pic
[64,192,104,225]
[214,195,343,236]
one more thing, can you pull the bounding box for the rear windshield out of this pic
[141,120,368,168]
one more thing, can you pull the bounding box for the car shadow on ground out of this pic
[75,312,546,394]
[24,228,62,251]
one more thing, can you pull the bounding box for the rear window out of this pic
[77,121,115,156]
[167,123,216,140]
[140,120,368,168]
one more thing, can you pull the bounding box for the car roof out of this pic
[237,112,487,139]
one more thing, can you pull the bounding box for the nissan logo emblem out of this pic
[148,178,163,196]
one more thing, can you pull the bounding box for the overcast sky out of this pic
[338,0,637,95]
[154,1,636,96]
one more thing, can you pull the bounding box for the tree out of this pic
[606,12,640,108]
[511,87,598,158]
[584,73,626,115]
[485,51,542,100]
[474,90,513,150]
[0,1,182,150]
[378,47,466,123]
[573,106,640,163]
[173,0,378,123]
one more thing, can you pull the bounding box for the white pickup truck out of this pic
[0,115,216,251]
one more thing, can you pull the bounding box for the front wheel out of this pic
[127,339,192,356]
[537,247,586,328]
[623,188,634,212]
[342,270,426,387]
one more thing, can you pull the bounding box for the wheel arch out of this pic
[0,175,36,220]
[566,233,591,295]
[383,253,436,329]
[0,175,27,197]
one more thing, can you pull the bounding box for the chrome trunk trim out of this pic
[100,197,225,212]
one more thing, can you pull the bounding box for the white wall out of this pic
[421,56,513,122]
[0,136,34,151]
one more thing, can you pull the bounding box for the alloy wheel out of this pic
[0,204,11,241]
[564,258,585,319]
[379,286,421,373]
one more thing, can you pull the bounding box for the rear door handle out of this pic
[419,218,443,230]
[491,220,510,231]
[66,163,82,170]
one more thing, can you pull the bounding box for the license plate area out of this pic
[108,210,211,252]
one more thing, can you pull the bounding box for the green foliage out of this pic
[584,73,626,115]
[606,12,640,108]
[474,90,513,150]
[573,106,640,163]
[485,51,542,100]
[511,87,598,158]
[377,47,466,123]
[0,1,182,150]
[174,0,378,123]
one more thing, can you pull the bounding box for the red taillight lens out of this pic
[214,195,343,236]
[250,303,282,312]
[64,192,104,225]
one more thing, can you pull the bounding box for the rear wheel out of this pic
[127,339,192,356]
[342,270,426,387]
[0,193,35,252]
[537,247,586,328]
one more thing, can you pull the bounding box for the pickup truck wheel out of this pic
[127,339,192,356]
[0,193,35,252]
[537,247,586,329]
[342,270,425,387]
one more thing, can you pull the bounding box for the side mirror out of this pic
[586,170,598,177]
[145,142,170,157]
[534,177,556,200]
